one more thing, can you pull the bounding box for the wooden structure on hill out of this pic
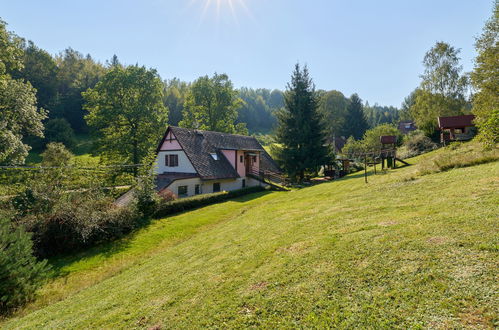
[438,115,476,144]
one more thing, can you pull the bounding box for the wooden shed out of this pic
[437,115,476,144]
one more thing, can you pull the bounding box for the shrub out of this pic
[0,217,50,314]
[154,186,266,219]
[15,190,137,258]
[41,142,73,167]
[401,130,438,158]
[44,118,75,150]
[11,170,139,257]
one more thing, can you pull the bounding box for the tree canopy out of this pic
[0,20,46,165]
[471,1,499,146]
[180,73,247,134]
[83,65,168,174]
[410,42,470,136]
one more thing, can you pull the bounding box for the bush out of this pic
[41,142,73,167]
[44,118,75,150]
[0,217,50,314]
[154,186,266,219]
[401,130,438,158]
[11,170,139,257]
[14,190,137,258]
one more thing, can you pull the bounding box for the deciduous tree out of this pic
[83,65,168,175]
[0,20,46,165]
[471,1,498,146]
[180,73,247,134]
[410,42,470,136]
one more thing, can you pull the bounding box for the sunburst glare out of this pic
[189,0,253,25]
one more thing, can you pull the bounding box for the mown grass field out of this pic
[3,144,498,328]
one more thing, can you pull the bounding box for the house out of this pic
[398,121,417,134]
[154,126,281,197]
[437,115,476,144]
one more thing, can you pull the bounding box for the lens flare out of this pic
[190,0,253,25]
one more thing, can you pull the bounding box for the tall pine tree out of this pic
[344,94,369,140]
[276,64,329,182]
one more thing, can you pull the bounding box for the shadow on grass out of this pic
[47,190,274,277]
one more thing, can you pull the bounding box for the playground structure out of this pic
[327,135,409,183]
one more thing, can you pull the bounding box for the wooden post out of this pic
[374,159,377,174]
[393,149,397,169]
[364,154,368,183]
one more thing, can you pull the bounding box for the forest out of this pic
[0,17,409,168]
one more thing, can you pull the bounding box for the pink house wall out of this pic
[221,150,236,168]
[160,131,181,150]
[250,153,260,173]
[236,150,246,177]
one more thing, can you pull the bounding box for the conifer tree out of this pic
[344,94,369,140]
[276,64,329,182]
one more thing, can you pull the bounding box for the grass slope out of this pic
[4,146,499,328]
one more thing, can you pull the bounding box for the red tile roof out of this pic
[438,115,475,129]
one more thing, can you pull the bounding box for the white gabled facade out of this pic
[154,127,272,198]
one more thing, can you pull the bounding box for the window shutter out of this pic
[165,154,169,166]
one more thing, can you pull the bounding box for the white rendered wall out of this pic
[161,176,266,198]
[155,150,196,174]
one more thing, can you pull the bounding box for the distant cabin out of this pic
[437,115,476,144]
[154,126,281,198]
[398,121,417,135]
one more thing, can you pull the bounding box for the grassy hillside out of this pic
[3,143,498,328]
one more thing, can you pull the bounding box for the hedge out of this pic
[153,186,266,219]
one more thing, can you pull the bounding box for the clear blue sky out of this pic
[1,0,493,107]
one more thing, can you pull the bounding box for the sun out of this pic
[192,0,252,24]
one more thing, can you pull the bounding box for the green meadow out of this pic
[3,144,498,328]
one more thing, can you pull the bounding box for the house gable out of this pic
[155,128,197,175]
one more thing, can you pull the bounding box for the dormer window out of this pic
[210,153,218,160]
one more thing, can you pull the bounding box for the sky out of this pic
[1,0,493,107]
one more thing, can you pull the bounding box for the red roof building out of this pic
[437,115,476,144]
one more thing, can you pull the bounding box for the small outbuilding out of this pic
[437,115,476,144]
[398,121,417,135]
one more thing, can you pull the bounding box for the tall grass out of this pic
[415,142,498,176]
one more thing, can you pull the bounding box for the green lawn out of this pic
[3,145,498,328]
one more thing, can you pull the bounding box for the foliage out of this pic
[0,217,50,314]
[0,21,47,165]
[12,41,58,111]
[253,133,275,147]
[41,142,73,167]
[319,90,348,139]
[163,78,190,126]
[237,88,283,133]
[154,186,265,219]
[83,65,168,175]
[344,94,369,139]
[43,118,76,149]
[399,90,416,121]
[410,42,470,136]
[275,64,330,181]
[342,124,403,157]
[180,73,247,134]
[133,152,160,217]
[10,169,138,258]
[52,48,106,132]
[400,130,437,158]
[363,103,400,128]
[471,1,499,146]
